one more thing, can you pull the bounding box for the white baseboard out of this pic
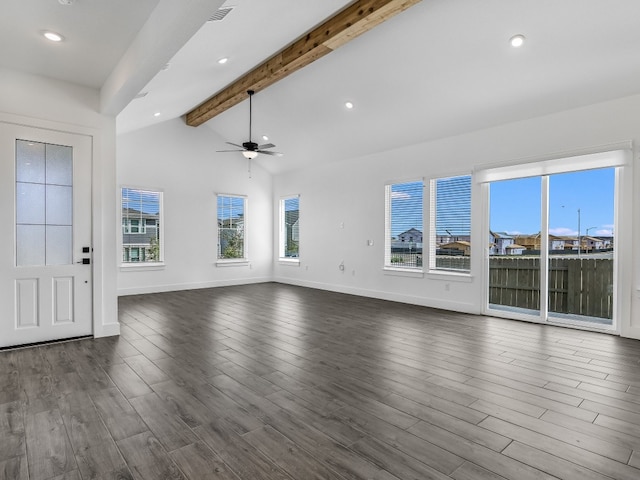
[273,277,480,315]
[117,276,272,297]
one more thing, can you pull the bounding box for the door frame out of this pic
[0,111,119,341]
[477,145,632,335]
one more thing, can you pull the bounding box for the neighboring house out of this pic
[514,233,564,251]
[122,208,160,262]
[549,235,565,251]
[489,231,515,255]
[439,241,471,256]
[505,244,526,255]
[596,236,614,249]
[398,228,423,243]
[436,234,471,245]
[583,236,605,250]
[559,236,580,251]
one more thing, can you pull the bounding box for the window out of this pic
[385,180,423,269]
[122,218,146,234]
[217,194,247,260]
[429,175,471,272]
[280,196,300,260]
[121,187,163,264]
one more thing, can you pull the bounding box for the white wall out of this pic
[0,68,119,337]
[117,118,273,295]
[273,93,640,340]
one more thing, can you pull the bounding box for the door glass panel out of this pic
[16,183,45,224]
[45,144,73,185]
[46,185,73,225]
[15,140,73,266]
[16,225,46,266]
[46,226,73,265]
[489,177,541,316]
[548,168,614,325]
[16,141,45,183]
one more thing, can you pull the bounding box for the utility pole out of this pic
[577,208,581,259]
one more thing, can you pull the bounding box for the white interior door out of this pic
[0,122,93,348]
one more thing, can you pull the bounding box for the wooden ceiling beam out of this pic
[185,0,421,127]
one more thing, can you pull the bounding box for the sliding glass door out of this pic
[547,169,615,326]
[488,177,542,317]
[487,166,616,329]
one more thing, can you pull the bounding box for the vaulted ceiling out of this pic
[4,1,640,174]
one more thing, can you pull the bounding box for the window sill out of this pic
[120,262,165,272]
[383,267,424,278]
[216,259,250,267]
[426,269,473,282]
[279,259,300,266]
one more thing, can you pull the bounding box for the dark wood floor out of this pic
[2,283,640,479]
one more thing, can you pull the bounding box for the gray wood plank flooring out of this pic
[2,282,640,479]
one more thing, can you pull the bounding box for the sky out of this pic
[490,167,615,237]
[122,188,160,215]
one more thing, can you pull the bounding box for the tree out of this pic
[222,228,244,258]
[148,235,160,261]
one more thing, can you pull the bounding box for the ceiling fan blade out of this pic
[225,142,245,148]
[216,149,244,152]
[258,143,275,149]
[257,150,283,156]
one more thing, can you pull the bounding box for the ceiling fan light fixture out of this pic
[242,151,258,160]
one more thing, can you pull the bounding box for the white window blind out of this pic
[385,180,423,269]
[121,187,163,263]
[280,196,300,259]
[429,175,471,272]
[217,195,246,260]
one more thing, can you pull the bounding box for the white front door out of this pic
[0,122,93,348]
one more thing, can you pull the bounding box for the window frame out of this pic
[216,193,248,266]
[428,174,472,275]
[384,179,424,273]
[120,186,164,268]
[279,195,300,264]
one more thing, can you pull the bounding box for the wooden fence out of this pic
[489,257,613,319]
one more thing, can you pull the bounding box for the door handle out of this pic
[76,258,91,265]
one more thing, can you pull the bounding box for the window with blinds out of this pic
[385,180,424,269]
[429,175,471,272]
[280,196,300,260]
[121,187,163,264]
[217,194,247,260]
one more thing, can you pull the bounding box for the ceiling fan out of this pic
[217,89,283,159]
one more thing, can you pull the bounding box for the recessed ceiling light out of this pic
[43,31,64,42]
[153,112,161,117]
[345,101,354,109]
[510,34,525,47]
[218,57,229,65]
[262,135,269,141]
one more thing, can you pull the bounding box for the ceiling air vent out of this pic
[208,6,234,22]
